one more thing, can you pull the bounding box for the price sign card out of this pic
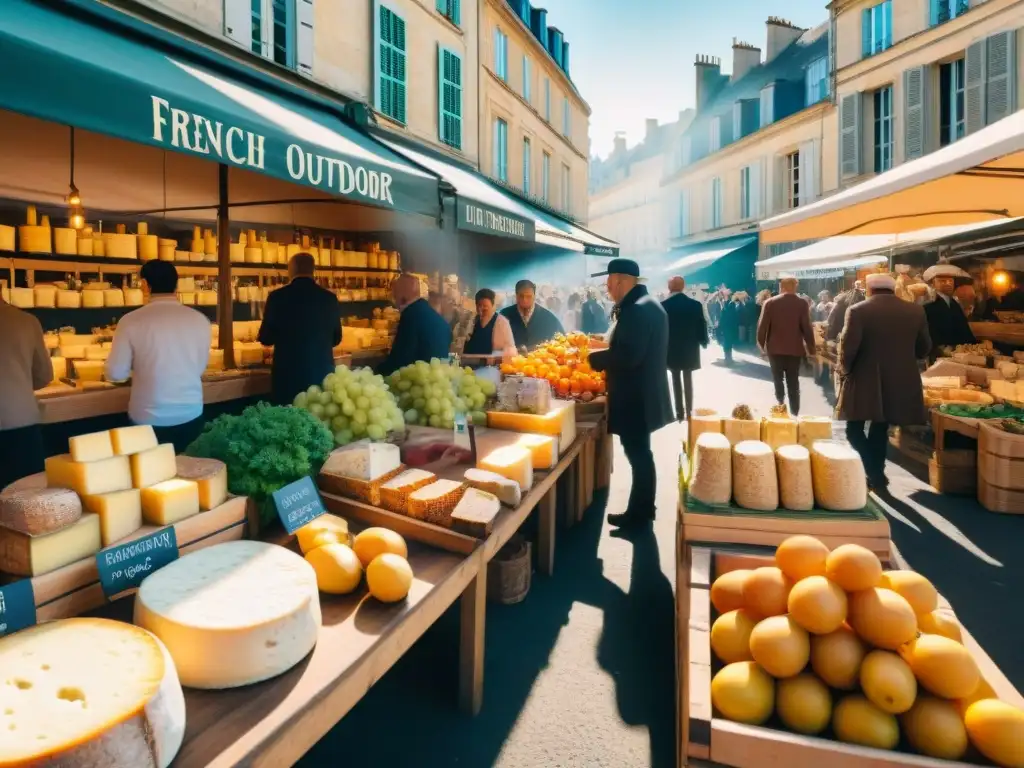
[0,579,36,638]
[97,527,179,599]
[273,476,327,535]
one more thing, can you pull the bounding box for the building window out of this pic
[785,152,800,209]
[740,166,752,219]
[561,164,571,213]
[522,56,531,103]
[494,28,508,80]
[563,97,571,138]
[522,138,531,194]
[873,85,894,172]
[438,46,462,150]
[494,118,508,182]
[940,59,966,146]
[375,2,407,124]
[435,0,460,26]
[542,152,551,202]
[709,117,721,153]
[805,57,829,105]
[931,0,970,26]
[679,191,690,237]
[248,0,295,66]
[544,79,551,121]
[862,1,893,58]
[710,177,722,228]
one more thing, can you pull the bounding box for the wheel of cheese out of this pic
[0,486,83,535]
[732,440,779,511]
[776,444,814,511]
[688,432,732,505]
[0,618,186,767]
[134,540,321,689]
[811,441,868,511]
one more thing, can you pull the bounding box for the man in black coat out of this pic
[661,275,708,421]
[922,264,976,360]
[258,253,343,405]
[500,279,564,351]
[377,274,453,376]
[589,259,673,528]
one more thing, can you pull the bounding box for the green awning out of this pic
[0,0,441,217]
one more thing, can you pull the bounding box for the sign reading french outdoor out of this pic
[458,201,536,242]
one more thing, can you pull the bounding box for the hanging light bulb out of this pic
[66,127,85,229]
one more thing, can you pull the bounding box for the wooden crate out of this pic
[928,459,976,496]
[1,496,249,622]
[678,540,1023,768]
[977,422,1024,513]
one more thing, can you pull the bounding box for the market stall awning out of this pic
[0,0,440,216]
[380,138,619,253]
[661,236,756,276]
[760,110,1024,245]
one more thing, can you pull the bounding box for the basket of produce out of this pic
[487,535,531,605]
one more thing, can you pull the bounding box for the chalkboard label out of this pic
[0,579,36,637]
[273,476,327,535]
[97,527,179,599]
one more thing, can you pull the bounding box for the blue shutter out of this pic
[522,138,531,194]
[437,46,462,149]
[862,8,872,57]
[374,2,407,124]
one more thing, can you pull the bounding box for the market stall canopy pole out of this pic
[759,109,1024,245]
[218,164,235,370]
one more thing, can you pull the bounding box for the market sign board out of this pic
[272,476,327,535]
[458,201,535,242]
[0,579,35,638]
[97,527,179,599]
[584,244,619,257]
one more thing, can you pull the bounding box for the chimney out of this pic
[613,132,627,155]
[547,27,564,67]
[731,38,761,82]
[645,118,659,140]
[530,8,547,47]
[694,54,725,111]
[766,16,805,62]
[561,40,570,74]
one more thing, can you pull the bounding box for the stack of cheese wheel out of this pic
[688,412,723,454]
[688,432,732,504]
[761,417,798,451]
[776,443,814,510]
[732,440,779,511]
[811,441,868,510]
[722,417,760,446]
[798,415,833,448]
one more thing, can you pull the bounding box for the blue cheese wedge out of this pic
[322,441,401,482]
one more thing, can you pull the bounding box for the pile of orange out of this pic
[499,333,607,399]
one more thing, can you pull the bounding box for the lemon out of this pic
[711,661,774,725]
[305,543,363,595]
[777,674,831,734]
[366,553,414,603]
[353,527,408,567]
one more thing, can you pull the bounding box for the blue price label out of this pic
[272,476,327,535]
[96,527,179,599]
[0,579,36,638]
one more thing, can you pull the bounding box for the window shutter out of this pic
[223,0,251,50]
[522,139,531,193]
[374,2,407,124]
[903,65,927,160]
[452,0,461,25]
[986,30,1017,125]
[681,191,690,237]
[709,117,720,152]
[760,85,774,127]
[296,0,314,77]
[437,46,462,150]
[965,39,987,135]
[733,103,742,141]
[928,0,940,26]
[749,159,763,219]
[839,92,862,180]
[799,140,818,205]
[862,9,872,57]
[523,56,531,102]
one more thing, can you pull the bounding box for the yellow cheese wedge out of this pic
[0,513,102,576]
[486,400,577,451]
[82,488,143,546]
[141,479,200,525]
[45,454,132,496]
[516,433,559,470]
[478,445,534,491]
[68,429,114,463]
[110,425,159,456]
[130,444,177,489]
[174,456,228,510]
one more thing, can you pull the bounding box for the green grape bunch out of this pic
[292,365,404,447]
[387,358,496,430]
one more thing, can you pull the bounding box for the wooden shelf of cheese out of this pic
[923,349,1024,407]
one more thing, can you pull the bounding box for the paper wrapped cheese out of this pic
[687,413,722,454]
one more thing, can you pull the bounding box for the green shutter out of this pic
[436,0,459,25]
[437,46,462,150]
[375,2,406,124]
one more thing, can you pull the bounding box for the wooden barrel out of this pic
[977,422,1024,513]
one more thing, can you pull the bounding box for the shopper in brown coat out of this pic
[756,277,815,416]
[836,273,931,490]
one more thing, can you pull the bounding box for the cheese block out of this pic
[134,540,321,689]
[732,440,779,512]
[0,223,13,251]
[176,277,195,293]
[77,235,94,256]
[105,233,136,259]
[45,453,131,496]
[56,288,82,308]
[19,224,51,253]
[0,618,186,768]
[761,417,798,452]
[110,424,158,456]
[174,456,228,510]
[0,486,82,536]
[451,488,501,537]
[53,227,77,255]
[810,441,868,511]
[722,417,760,446]
[139,233,158,261]
[688,414,723,453]
[82,289,105,308]
[0,513,101,576]
[922,375,966,389]
[407,479,466,525]
[295,513,351,554]
[85,345,110,361]
[82,488,143,546]
[688,432,732,505]
[141,479,200,525]
[125,287,145,306]
[131,443,177,488]
[33,285,57,308]
[516,433,559,470]
[73,359,105,382]
[322,441,401,482]
[776,444,814,511]
[178,292,195,305]
[798,416,833,449]
[991,379,1024,401]
[379,468,437,513]
[485,399,577,451]
[104,288,125,307]
[478,445,534,491]
[59,344,87,360]
[69,429,115,462]
[10,286,34,308]
[206,349,225,371]
[463,468,522,507]
[60,333,97,348]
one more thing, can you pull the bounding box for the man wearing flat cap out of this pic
[923,262,975,360]
[836,272,931,491]
[589,259,673,528]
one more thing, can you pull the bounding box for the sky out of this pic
[541,0,829,159]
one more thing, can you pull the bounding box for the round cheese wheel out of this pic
[776,444,814,511]
[688,432,732,505]
[0,618,185,768]
[811,441,868,511]
[134,540,321,689]
[732,440,779,511]
[1,472,47,494]
[0,486,83,536]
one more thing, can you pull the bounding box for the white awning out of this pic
[760,110,1024,245]
[662,237,755,275]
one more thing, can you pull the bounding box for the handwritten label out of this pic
[0,579,36,637]
[97,527,179,599]
[272,476,327,535]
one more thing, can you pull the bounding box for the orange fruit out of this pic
[742,567,793,619]
[352,527,408,568]
[880,570,938,617]
[710,609,757,664]
[366,553,414,603]
[847,588,917,650]
[826,544,883,592]
[811,626,866,690]
[710,569,751,614]
[775,535,830,581]
[901,634,980,700]
[749,615,810,678]
[787,576,848,635]
[964,699,1024,768]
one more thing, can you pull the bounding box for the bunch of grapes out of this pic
[292,365,404,446]
[387,358,496,429]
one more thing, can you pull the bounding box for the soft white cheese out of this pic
[322,441,402,482]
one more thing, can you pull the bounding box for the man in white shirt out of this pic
[106,261,210,452]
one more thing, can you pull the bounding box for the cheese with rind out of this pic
[516,433,559,470]
[688,432,732,505]
[322,441,401,481]
[69,430,114,462]
[0,486,82,536]
[134,540,321,689]
[732,440,779,511]
[131,444,177,489]
[82,488,143,546]
[463,468,522,507]
[174,456,228,510]
[451,488,501,537]
[810,441,868,511]
[110,425,159,456]
[379,468,437,514]
[407,480,466,526]
[0,513,101,576]
[485,399,577,451]
[776,444,814,511]
[0,618,186,768]
[45,453,132,496]
[478,445,534,491]
[140,479,200,526]
[761,418,798,452]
